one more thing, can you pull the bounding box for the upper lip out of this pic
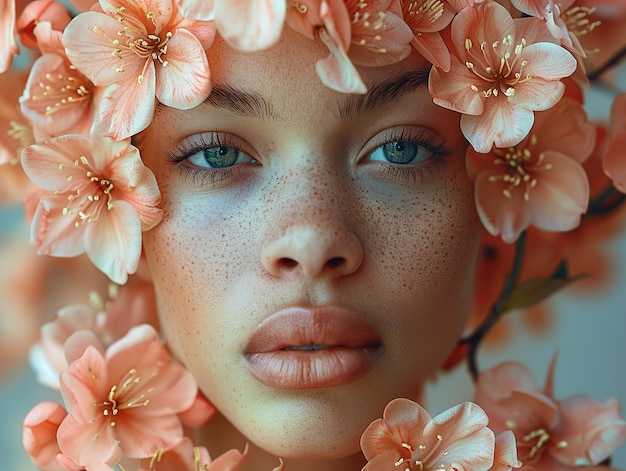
[244,305,382,354]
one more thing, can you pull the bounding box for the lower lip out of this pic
[244,307,382,389]
[245,346,382,389]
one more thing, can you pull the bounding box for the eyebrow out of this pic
[204,84,277,120]
[201,67,431,121]
[337,67,431,120]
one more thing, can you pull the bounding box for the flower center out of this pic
[465,35,531,98]
[347,1,389,52]
[561,5,600,38]
[60,155,115,226]
[94,7,173,83]
[509,426,569,465]
[393,435,446,471]
[7,121,35,165]
[97,368,153,427]
[488,134,553,201]
[403,0,445,31]
[31,67,92,116]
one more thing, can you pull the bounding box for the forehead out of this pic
[204,28,434,112]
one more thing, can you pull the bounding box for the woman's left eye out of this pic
[187,145,255,169]
[368,141,432,165]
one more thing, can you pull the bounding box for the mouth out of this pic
[244,306,383,390]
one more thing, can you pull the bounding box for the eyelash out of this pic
[362,128,451,184]
[167,133,255,186]
[167,128,452,186]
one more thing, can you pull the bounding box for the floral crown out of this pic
[2,0,626,470]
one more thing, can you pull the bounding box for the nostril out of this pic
[278,257,298,269]
[326,257,345,268]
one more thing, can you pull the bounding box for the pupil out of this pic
[383,141,418,164]
[204,146,238,168]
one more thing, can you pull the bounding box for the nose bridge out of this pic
[260,163,363,280]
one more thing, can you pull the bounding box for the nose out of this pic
[261,223,363,279]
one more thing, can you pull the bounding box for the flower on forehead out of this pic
[20,22,100,141]
[344,0,413,67]
[473,359,626,470]
[63,0,216,140]
[140,438,250,471]
[1,0,19,73]
[399,0,455,71]
[179,0,288,52]
[360,398,496,471]
[466,96,593,243]
[21,134,163,284]
[429,1,577,153]
[57,324,197,469]
[287,0,366,93]
[603,93,626,193]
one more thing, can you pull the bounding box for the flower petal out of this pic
[214,0,286,51]
[84,199,142,284]
[155,28,211,109]
[316,27,367,94]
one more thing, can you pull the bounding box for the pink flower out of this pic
[429,1,577,153]
[473,360,626,470]
[287,0,367,93]
[23,401,68,471]
[360,398,496,471]
[57,324,198,469]
[63,0,216,140]
[466,97,593,243]
[179,0,287,52]
[399,0,455,71]
[492,431,523,471]
[344,0,413,67]
[21,134,163,284]
[603,93,626,193]
[139,438,249,471]
[31,278,159,389]
[20,22,99,140]
[16,0,71,49]
[1,0,19,73]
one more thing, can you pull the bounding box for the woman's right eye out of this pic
[186,145,255,169]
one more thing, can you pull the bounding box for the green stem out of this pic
[461,231,527,381]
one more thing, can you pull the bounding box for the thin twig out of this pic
[461,231,527,381]
[587,45,626,82]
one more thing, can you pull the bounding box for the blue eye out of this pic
[187,146,254,168]
[369,141,433,165]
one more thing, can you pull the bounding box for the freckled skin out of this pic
[140,29,481,471]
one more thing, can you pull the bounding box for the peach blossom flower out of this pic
[23,401,69,471]
[30,278,159,389]
[399,0,455,71]
[57,324,197,469]
[287,0,366,93]
[603,93,626,193]
[139,438,249,471]
[179,0,287,52]
[21,134,163,284]
[1,0,19,73]
[360,398,496,471]
[344,0,413,67]
[20,22,99,140]
[466,97,593,243]
[63,0,216,140]
[16,0,71,49]
[473,360,626,470]
[429,1,577,153]
[493,431,523,471]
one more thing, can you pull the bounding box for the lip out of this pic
[244,306,382,390]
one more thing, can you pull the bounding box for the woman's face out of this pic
[141,29,481,460]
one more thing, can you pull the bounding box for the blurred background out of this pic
[2,8,626,469]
